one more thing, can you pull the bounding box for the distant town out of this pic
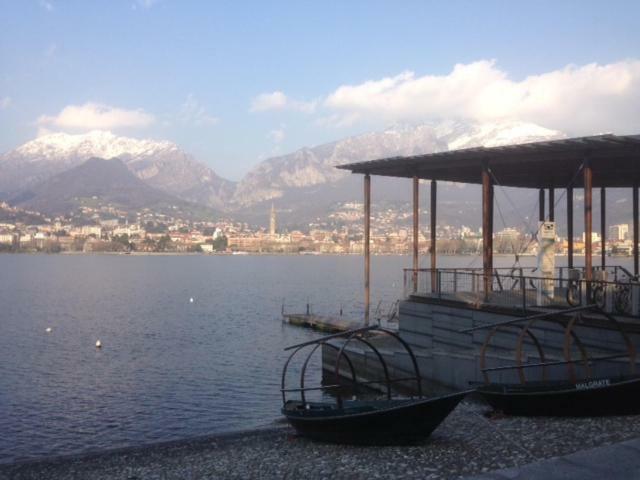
[0,200,634,256]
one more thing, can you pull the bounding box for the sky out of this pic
[1,0,639,180]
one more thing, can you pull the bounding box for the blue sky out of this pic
[1,0,639,179]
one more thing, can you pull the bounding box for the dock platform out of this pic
[282,314,361,333]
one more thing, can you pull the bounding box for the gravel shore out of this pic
[3,397,640,480]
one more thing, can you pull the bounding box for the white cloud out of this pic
[0,97,11,110]
[136,0,158,8]
[39,0,53,11]
[178,94,219,126]
[322,60,640,134]
[37,102,155,131]
[250,91,317,113]
[268,125,286,143]
[251,91,287,112]
[315,113,360,128]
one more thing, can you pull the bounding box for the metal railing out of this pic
[403,267,640,317]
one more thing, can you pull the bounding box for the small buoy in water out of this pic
[45,327,52,333]
[95,340,102,348]
[189,297,194,303]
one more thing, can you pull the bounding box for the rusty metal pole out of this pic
[482,161,493,297]
[412,176,419,293]
[584,159,593,288]
[539,189,545,221]
[364,174,371,325]
[430,180,437,292]
[600,187,606,269]
[634,183,639,277]
[567,187,574,269]
[548,188,555,222]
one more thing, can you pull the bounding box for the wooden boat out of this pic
[282,393,467,445]
[281,325,469,445]
[476,375,640,416]
[460,305,640,417]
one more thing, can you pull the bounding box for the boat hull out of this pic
[477,376,640,416]
[282,392,468,445]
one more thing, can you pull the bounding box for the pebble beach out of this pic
[3,397,640,480]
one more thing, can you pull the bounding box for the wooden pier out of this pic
[282,313,361,333]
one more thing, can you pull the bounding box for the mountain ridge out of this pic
[13,157,214,218]
[1,121,565,224]
[230,120,564,208]
[0,130,235,209]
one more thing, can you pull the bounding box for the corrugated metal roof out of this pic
[337,134,640,188]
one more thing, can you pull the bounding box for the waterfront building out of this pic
[0,232,16,245]
[337,133,640,391]
[609,223,629,241]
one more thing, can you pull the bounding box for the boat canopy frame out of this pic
[281,326,423,407]
[459,305,638,385]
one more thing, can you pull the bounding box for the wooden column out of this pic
[548,188,555,222]
[364,174,371,325]
[584,159,593,283]
[482,162,493,295]
[567,187,574,269]
[600,187,606,268]
[539,189,545,221]
[430,180,437,292]
[412,176,419,293]
[634,183,639,277]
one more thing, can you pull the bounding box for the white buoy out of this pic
[45,327,52,333]
[95,340,102,348]
[189,297,194,303]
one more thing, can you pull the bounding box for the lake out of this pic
[0,253,633,463]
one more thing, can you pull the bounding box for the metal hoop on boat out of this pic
[480,324,547,384]
[281,342,357,404]
[376,328,423,397]
[514,322,547,384]
[562,313,593,383]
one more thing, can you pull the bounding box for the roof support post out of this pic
[364,174,371,325]
[567,187,574,269]
[584,158,593,286]
[634,183,639,277]
[539,189,545,222]
[412,176,419,293]
[548,188,555,222]
[431,180,437,292]
[482,161,494,298]
[600,187,606,269]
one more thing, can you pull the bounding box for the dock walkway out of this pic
[282,313,362,333]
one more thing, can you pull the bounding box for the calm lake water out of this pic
[0,253,634,463]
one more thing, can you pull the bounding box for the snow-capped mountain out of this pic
[0,121,564,219]
[0,130,234,209]
[231,120,564,207]
[12,130,177,161]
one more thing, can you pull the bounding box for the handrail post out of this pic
[364,174,371,325]
[579,280,583,306]
[413,176,419,293]
[403,269,408,298]
[521,269,526,313]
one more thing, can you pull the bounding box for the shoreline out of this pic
[0,423,288,470]
[0,251,628,258]
[3,399,640,479]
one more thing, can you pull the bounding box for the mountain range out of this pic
[0,131,234,210]
[12,157,213,218]
[0,121,577,226]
